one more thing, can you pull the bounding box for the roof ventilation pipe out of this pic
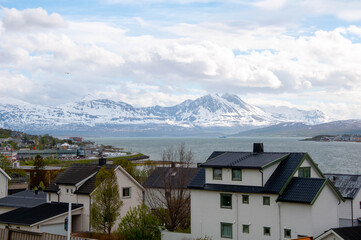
[99,157,106,166]
[253,143,264,153]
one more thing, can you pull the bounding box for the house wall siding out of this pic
[190,189,280,239]
[205,168,262,186]
[113,169,143,230]
[0,173,8,198]
[339,199,352,220]
[352,191,361,219]
[280,202,313,238]
[262,163,280,186]
[312,185,340,237]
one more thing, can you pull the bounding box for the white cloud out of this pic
[252,0,288,10]
[2,8,67,31]
[1,7,361,118]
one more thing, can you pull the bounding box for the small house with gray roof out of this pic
[42,158,144,234]
[325,173,361,227]
[187,143,344,240]
[0,190,46,214]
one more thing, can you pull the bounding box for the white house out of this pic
[188,143,344,240]
[44,159,144,232]
[325,174,361,227]
[0,168,10,199]
[0,159,144,235]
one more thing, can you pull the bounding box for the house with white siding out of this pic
[188,143,344,240]
[325,174,361,227]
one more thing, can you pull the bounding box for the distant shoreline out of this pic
[302,135,361,142]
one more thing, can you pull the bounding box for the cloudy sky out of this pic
[1,0,361,119]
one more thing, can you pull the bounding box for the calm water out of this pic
[87,137,361,174]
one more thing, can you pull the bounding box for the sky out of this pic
[1,0,361,119]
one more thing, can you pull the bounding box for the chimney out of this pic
[253,143,264,153]
[99,157,106,166]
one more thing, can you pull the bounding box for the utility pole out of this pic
[67,202,72,240]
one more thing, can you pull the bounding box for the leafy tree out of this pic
[0,154,12,174]
[118,204,161,240]
[90,167,123,234]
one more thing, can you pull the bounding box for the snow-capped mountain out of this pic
[261,106,329,125]
[0,94,329,136]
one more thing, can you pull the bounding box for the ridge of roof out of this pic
[201,151,290,169]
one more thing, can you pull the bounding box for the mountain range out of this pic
[0,93,331,136]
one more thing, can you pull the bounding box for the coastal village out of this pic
[0,130,360,239]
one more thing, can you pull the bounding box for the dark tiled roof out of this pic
[74,174,97,195]
[44,164,117,194]
[0,190,46,208]
[143,167,199,189]
[263,153,306,193]
[0,202,83,225]
[45,183,59,193]
[332,226,361,240]
[277,177,326,204]
[201,152,288,169]
[188,168,206,189]
[324,174,361,199]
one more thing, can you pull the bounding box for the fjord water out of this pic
[88,137,361,174]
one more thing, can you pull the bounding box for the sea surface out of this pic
[87,137,361,174]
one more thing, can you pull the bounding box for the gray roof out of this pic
[200,152,289,169]
[324,174,361,199]
[0,202,83,226]
[143,167,199,189]
[0,190,46,208]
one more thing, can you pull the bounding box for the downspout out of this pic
[259,170,264,187]
[351,200,354,227]
[236,194,239,240]
[89,196,92,232]
[278,203,282,240]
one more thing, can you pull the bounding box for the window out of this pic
[232,169,242,181]
[122,187,131,198]
[263,196,270,205]
[264,227,271,236]
[284,229,291,238]
[71,189,73,194]
[66,189,69,193]
[221,194,232,208]
[298,167,311,178]
[242,195,249,204]
[242,224,250,234]
[213,168,222,180]
[221,223,232,238]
